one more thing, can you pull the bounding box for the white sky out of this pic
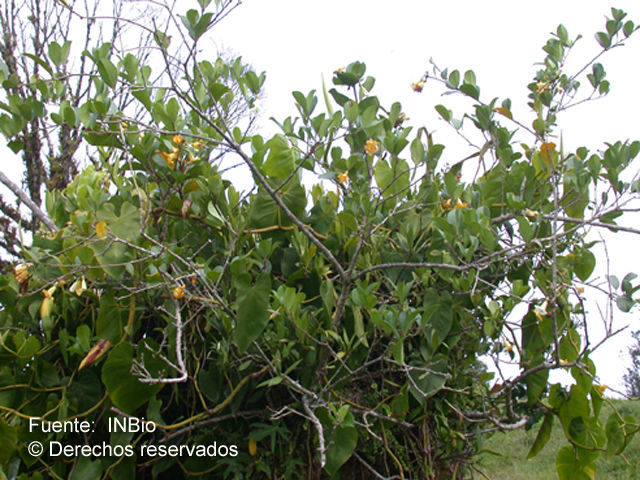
[210,1,640,395]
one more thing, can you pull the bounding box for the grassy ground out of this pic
[473,399,640,480]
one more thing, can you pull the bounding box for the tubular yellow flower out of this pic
[191,140,204,149]
[70,276,87,296]
[159,151,178,170]
[452,198,468,209]
[442,198,452,209]
[172,284,186,300]
[337,172,348,185]
[411,80,425,92]
[13,264,29,283]
[364,139,379,156]
[503,340,513,352]
[40,297,54,319]
[172,135,185,145]
[40,285,57,319]
[43,285,57,299]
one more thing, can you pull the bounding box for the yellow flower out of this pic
[70,276,87,296]
[172,284,186,300]
[598,384,608,394]
[96,221,108,239]
[172,135,185,146]
[503,340,513,352]
[40,285,57,319]
[335,67,345,73]
[337,172,348,185]
[536,81,549,94]
[12,263,31,285]
[442,198,452,209]
[576,286,584,294]
[13,263,32,293]
[158,150,178,170]
[249,438,258,456]
[191,140,204,149]
[411,80,425,92]
[364,139,379,156]
[452,198,468,209]
[43,285,57,299]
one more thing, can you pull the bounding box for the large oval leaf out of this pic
[235,272,271,353]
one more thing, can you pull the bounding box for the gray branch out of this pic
[0,170,57,231]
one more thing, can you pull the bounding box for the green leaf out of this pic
[97,202,140,241]
[533,118,547,135]
[574,250,595,281]
[408,358,447,402]
[605,413,625,457]
[621,272,637,295]
[153,30,171,49]
[624,20,635,37]
[324,425,358,476]
[447,70,460,88]
[435,104,452,121]
[0,419,18,465]
[525,367,549,405]
[410,137,425,164]
[374,157,409,195]
[516,216,533,242]
[235,273,271,353]
[97,58,118,89]
[463,70,476,85]
[528,412,554,458]
[263,134,296,178]
[559,329,580,363]
[616,295,634,312]
[101,343,162,413]
[609,275,620,290]
[69,456,103,480]
[556,446,595,480]
[96,293,124,344]
[22,53,53,76]
[557,25,569,43]
[48,41,71,68]
[596,32,611,48]
[459,83,479,99]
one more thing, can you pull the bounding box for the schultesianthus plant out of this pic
[0,3,639,479]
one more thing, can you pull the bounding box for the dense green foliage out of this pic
[1,2,640,478]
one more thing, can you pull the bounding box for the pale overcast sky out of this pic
[210,1,640,394]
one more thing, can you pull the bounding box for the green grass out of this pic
[472,399,640,480]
